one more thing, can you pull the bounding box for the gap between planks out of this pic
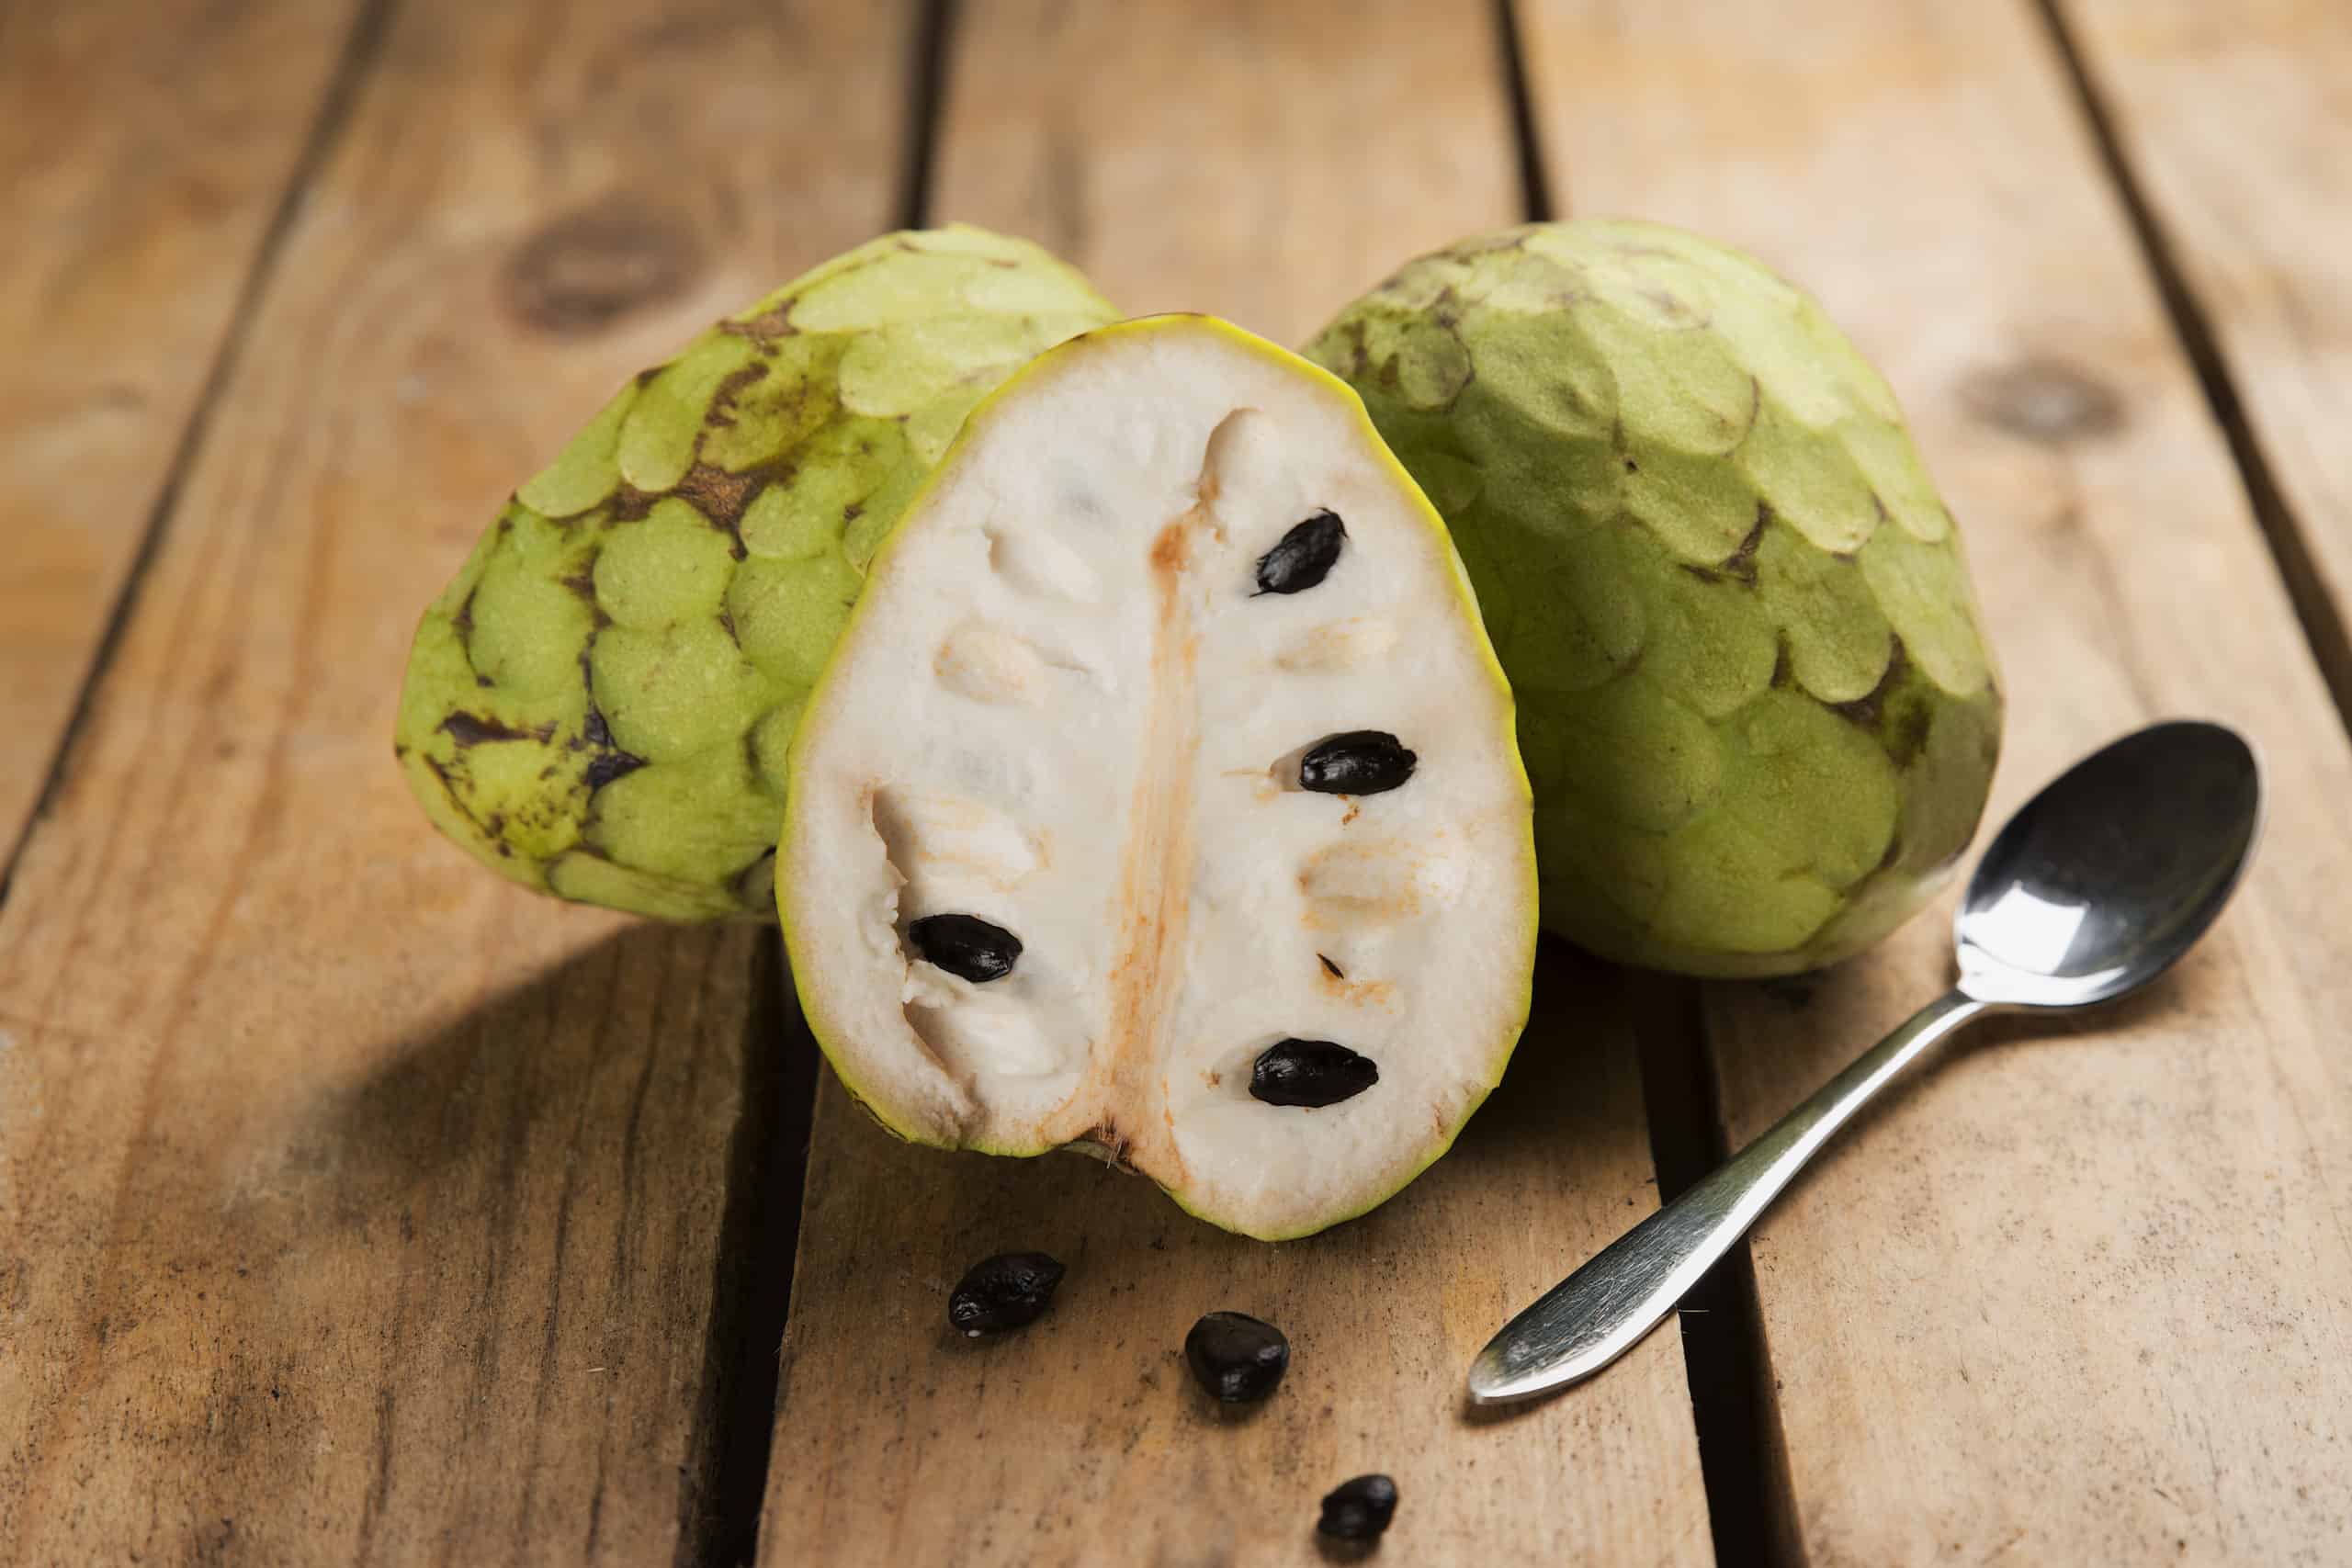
[1493,0,1558,226]
[691,939,813,1568]
[2034,0,2352,739]
[1494,0,1794,1554]
[743,2,1764,1562]
[1632,976,1799,1568]
[708,0,963,1562]
[0,0,398,913]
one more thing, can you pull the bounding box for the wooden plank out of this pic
[2055,0,2352,701]
[0,0,358,852]
[925,0,1527,346]
[0,1,914,1562]
[1515,1,2352,1562]
[762,4,1713,1563]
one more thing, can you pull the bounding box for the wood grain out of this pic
[926,0,1524,344]
[763,3,1712,1563]
[767,952,1708,1566]
[1516,1,2352,1562]
[0,0,358,853]
[2056,0,2352,701]
[0,1,913,1562]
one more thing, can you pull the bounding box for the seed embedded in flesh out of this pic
[1250,1038,1379,1108]
[1252,509,1346,594]
[909,912,1023,982]
[1184,1311,1291,1403]
[1297,730,1416,795]
[1317,1474,1398,1541]
[947,1251,1066,1337]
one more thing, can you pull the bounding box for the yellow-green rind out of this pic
[395,226,1118,919]
[779,314,1539,1239]
[1307,220,2002,978]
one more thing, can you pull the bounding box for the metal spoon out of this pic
[1468,719,2262,1406]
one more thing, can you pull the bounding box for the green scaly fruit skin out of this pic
[394,226,1119,919]
[1307,220,2003,978]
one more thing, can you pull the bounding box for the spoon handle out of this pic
[1469,987,1989,1404]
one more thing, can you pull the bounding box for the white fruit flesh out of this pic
[781,316,1535,1239]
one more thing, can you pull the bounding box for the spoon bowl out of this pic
[1468,719,2264,1405]
[1957,720,2262,1010]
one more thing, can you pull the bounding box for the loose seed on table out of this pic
[1184,1311,1291,1403]
[947,1252,1065,1337]
[1317,1474,1398,1542]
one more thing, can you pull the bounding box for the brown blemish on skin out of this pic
[1637,285,1695,324]
[1831,637,1910,731]
[582,748,647,793]
[1961,357,2126,446]
[1885,691,1935,770]
[501,203,700,335]
[673,462,760,534]
[720,303,800,341]
[1331,317,1371,380]
[1318,953,1344,980]
[1874,829,1905,874]
[700,361,770,437]
[1723,506,1768,585]
[438,712,552,747]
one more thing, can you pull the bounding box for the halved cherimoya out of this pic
[779,316,1535,1239]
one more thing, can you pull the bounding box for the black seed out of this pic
[1317,1474,1398,1541]
[947,1251,1065,1337]
[910,913,1023,983]
[1298,731,1416,795]
[1252,509,1346,594]
[1318,953,1344,980]
[1250,1039,1378,1108]
[1184,1312,1290,1403]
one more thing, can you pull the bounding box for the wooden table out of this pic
[6,2,2348,1562]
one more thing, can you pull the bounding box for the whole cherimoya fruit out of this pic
[780,317,1536,1240]
[395,227,1117,919]
[1306,220,2001,977]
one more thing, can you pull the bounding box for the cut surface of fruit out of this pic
[780,316,1535,1239]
